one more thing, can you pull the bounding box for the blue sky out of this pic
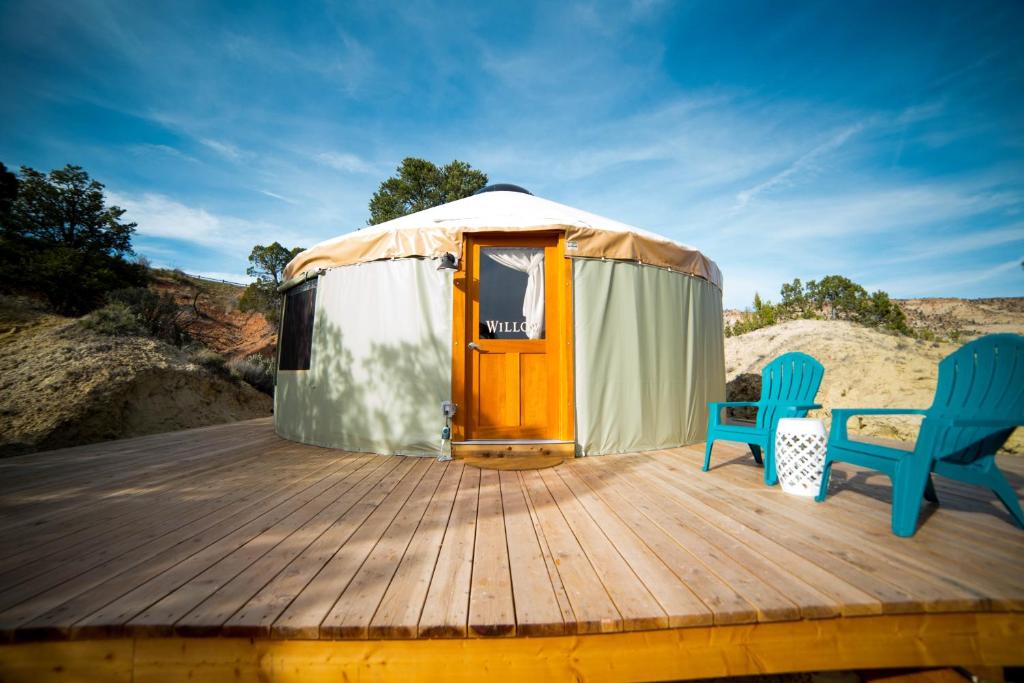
[1,0,1022,308]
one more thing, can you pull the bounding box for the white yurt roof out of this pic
[284,189,721,288]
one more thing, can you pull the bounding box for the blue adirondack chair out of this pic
[816,333,1024,537]
[703,352,824,485]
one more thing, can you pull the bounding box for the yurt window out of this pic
[479,247,546,340]
[279,278,318,371]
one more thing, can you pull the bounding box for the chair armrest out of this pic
[942,417,1024,429]
[707,402,760,429]
[830,408,927,443]
[832,408,928,417]
[778,403,822,411]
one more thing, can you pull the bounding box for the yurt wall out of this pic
[572,259,725,455]
[274,258,453,456]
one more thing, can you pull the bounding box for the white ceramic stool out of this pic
[774,418,828,497]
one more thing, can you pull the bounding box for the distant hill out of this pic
[725,296,1024,342]
[723,316,1024,454]
[897,297,1024,341]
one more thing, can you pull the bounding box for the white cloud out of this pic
[259,189,299,205]
[129,143,198,163]
[734,123,865,209]
[199,137,243,160]
[109,190,306,253]
[876,224,1024,265]
[705,181,1022,245]
[316,151,376,175]
[866,257,1023,296]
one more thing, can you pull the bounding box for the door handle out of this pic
[468,342,481,351]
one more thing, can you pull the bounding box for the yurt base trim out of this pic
[4,614,1020,682]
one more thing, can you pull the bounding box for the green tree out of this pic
[806,275,867,320]
[859,290,911,334]
[7,165,135,254]
[245,242,304,288]
[368,158,487,225]
[0,164,145,314]
[240,242,304,325]
[779,277,813,318]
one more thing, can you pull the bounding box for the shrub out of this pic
[228,353,276,395]
[190,348,229,377]
[238,282,282,326]
[107,287,191,346]
[77,302,145,336]
[0,235,149,315]
[726,293,779,336]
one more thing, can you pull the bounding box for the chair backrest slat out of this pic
[919,334,1024,464]
[756,352,824,430]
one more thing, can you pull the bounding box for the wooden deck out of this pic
[0,417,1022,681]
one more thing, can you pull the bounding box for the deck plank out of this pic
[224,458,441,639]
[565,461,760,624]
[63,456,388,640]
[554,466,715,627]
[674,454,990,613]
[0,454,362,638]
[497,470,566,636]
[270,458,427,639]
[319,460,448,639]
[0,442,319,581]
[366,462,464,639]
[646,453,945,613]
[467,469,516,637]
[585,456,882,617]
[574,459,801,623]
[519,470,621,633]
[170,457,416,637]
[416,466,480,637]
[0,431,280,539]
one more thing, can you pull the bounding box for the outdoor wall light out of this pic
[437,252,459,270]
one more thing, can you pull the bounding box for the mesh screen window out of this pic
[278,278,318,371]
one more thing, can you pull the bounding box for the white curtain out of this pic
[485,248,545,339]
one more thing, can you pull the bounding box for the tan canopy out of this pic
[283,190,722,289]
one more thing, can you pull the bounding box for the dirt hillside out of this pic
[0,296,271,457]
[724,318,1024,454]
[898,297,1024,340]
[150,270,276,360]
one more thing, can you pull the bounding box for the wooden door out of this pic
[452,233,573,442]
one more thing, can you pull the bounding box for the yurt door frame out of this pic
[451,232,574,443]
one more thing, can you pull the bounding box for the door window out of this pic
[478,247,545,339]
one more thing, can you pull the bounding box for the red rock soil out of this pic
[150,272,277,360]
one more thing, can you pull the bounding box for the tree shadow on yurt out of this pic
[277,318,449,457]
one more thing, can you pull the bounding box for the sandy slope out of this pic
[724,319,1023,454]
[0,298,271,457]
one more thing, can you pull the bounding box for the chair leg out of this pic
[815,455,833,503]
[923,474,939,504]
[987,468,1024,529]
[702,439,714,472]
[891,458,932,537]
[763,440,778,486]
[749,444,763,465]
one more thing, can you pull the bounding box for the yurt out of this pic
[274,185,725,461]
